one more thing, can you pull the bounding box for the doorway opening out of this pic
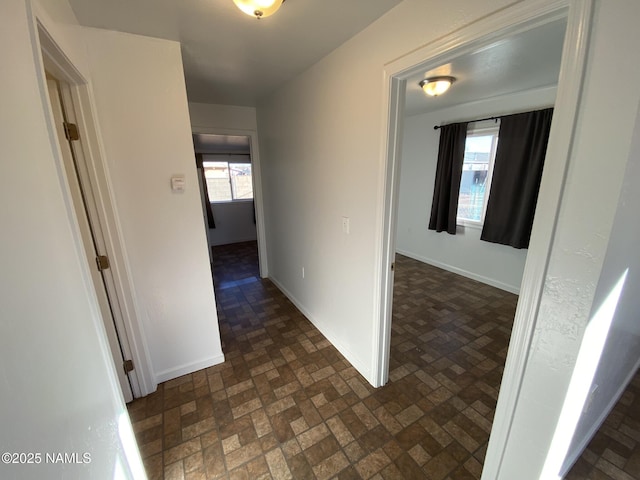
[192,129,268,277]
[374,2,592,478]
[193,133,263,289]
[388,14,565,476]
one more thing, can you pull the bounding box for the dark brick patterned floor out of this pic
[565,372,640,480]
[127,242,639,479]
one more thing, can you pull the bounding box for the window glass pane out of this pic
[229,163,253,200]
[457,134,494,222]
[203,161,231,202]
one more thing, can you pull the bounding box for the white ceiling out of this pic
[68,0,402,106]
[404,18,567,117]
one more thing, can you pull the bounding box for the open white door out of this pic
[45,74,134,402]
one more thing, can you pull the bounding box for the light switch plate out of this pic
[342,216,350,234]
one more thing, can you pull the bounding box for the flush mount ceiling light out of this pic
[419,76,456,96]
[233,0,284,19]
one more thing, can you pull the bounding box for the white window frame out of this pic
[456,124,500,227]
[202,157,254,204]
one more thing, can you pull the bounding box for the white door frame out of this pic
[35,15,156,398]
[192,126,269,279]
[373,0,593,478]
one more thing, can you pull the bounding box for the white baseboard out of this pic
[211,235,257,247]
[396,248,520,294]
[154,353,225,384]
[268,275,372,383]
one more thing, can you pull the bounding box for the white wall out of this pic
[256,0,516,382]
[0,0,143,477]
[497,2,640,478]
[561,103,640,475]
[189,102,257,131]
[84,28,224,383]
[398,87,557,293]
[210,202,257,246]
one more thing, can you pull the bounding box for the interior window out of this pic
[457,126,499,225]
[203,161,253,202]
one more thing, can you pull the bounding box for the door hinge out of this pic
[391,262,395,271]
[63,122,79,141]
[123,359,134,374]
[96,255,110,271]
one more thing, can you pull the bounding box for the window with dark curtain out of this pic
[195,154,216,229]
[481,108,554,248]
[428,121,469,234]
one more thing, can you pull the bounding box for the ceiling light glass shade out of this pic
[233,0,284,19]
[419,76,456,96]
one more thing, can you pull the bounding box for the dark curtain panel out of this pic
[428,122,469,234]
[195,154,216,229]
[481,108,553,248]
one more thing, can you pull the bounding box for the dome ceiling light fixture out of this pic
[419,76,456,97]
[233,0,285,19]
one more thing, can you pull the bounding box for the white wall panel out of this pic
[84,28,224,383]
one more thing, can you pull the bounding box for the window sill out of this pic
[210,199,254,204]
[456,220,483,230]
